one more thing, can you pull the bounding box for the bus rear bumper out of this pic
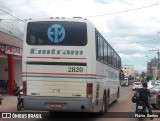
[23,96,94,112]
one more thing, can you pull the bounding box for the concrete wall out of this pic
[0,31,22,48]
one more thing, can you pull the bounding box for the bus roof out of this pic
[26,17,90,23]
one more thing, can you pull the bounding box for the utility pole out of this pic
[145,56,152,78]
[149,49,160,80]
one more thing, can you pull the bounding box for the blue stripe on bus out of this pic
[22,75,105,79]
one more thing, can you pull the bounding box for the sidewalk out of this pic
[0,94,17,112]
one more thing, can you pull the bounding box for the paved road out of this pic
[0,86,160,121]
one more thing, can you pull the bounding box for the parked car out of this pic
[148,85,160,109]
[128,80,133,85]
[155,81,160,86]
[147,81,155,89]
[132,82,142,91]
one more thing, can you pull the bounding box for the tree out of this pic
[128,75,134,80]
[141,71,146,79]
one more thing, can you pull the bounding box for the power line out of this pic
[86,4,160,18]
[0,8,25,22]
[110,37,160,44]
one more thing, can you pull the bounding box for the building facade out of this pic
[122,65,135,78]
[0,4,24,95]
[147,57,160,80]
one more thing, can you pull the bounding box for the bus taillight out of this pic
[87,83,93,97]
[23,81,27,96]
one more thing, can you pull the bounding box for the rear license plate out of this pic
[51,104,62,108]
[138,106,143,109]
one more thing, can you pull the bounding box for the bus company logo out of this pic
[47,24,65,43]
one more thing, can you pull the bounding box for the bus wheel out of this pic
[117,88,120,98]
[99,93,108,115]
[106,93,109,112]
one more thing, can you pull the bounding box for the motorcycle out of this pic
[17,87,24,111]
[136,101,146,114]
[136,101,147,121]
[132,96,147,121]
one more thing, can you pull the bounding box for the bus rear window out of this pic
[26,21,87,46]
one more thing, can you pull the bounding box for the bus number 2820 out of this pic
[68,67,83,72]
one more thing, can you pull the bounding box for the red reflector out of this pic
[87,83,93,97]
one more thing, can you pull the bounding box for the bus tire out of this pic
[99,93,109,115]
[106,93,109,112]
[117,88,120,98]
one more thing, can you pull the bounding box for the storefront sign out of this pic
[0,45,5,55]
[0,44,22,56]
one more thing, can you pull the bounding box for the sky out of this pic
[1,0,160,73]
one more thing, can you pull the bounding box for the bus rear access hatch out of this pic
[24,61,87,98]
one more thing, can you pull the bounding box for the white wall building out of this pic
[122,65,135,78]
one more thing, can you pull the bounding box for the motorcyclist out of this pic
[17,86,24,110]
[134,82,153,119]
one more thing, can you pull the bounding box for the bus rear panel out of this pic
[22,17,121,113]
[22,18,96,112]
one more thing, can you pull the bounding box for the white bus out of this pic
[120,78,129,86]
[22,17,121,114]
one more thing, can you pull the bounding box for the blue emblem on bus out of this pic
[47,24,65,43]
